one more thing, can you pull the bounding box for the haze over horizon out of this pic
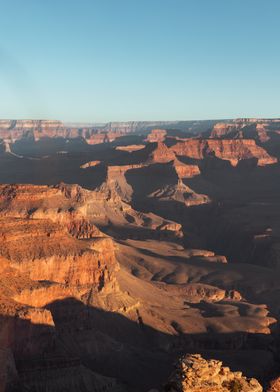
[0,0,280,122]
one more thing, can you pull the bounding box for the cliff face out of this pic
[147,142,177,163]
[210,122,242,139]
[173,159,200,179]
[210,119,280,144]
[0,219,117,287]
[0,120,65,142]
[85,131,126,144]
[98,164,144,203]
[0,119,214,147]
[0,183,125,391]
[0,180,183,259]
[2,119,279,153]
[171,139,277,166]
[1,118,280,149]
[99,120,220,134]
[0,120,125,146]
[0,184,118,287]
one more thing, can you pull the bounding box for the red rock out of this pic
[171,139,277,166]
[148,142,177,163]
[146,129,167,142]
[115,145,146,152]
[267,377,280,391]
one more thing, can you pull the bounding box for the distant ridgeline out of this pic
[0,118,280,150]
[0,119,220,146]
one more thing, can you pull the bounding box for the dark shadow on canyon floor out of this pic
[2,297,279,391]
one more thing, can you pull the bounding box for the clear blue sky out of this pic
[0,0,280,122]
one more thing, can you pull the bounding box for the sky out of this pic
[0,0,280,122]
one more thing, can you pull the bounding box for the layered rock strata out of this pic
[171,139,277,166]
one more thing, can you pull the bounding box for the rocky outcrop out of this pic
[165,354,263,392]
[173,159,200,179]
[117,143,200,178]
[96,164,145,203]
[94,165,183,237]
[146,129,167,142]
[210,122,244,139]
[149,180,210,207]
[267,377,280,391]
[171,139,277,166]
[147,142,177,163]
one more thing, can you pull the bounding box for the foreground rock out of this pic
[165,354,263,392]
[267,377,280,391]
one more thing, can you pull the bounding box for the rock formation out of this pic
[1,118,279,151]
[267,377,280,391]
[149,179,210,207]
[93,165,183,236]
[0,119,217,149]
[165,354,263,392]
[209,119,280,145]
[0,183,130,391]
[172,159,200,179]
[147,142,177,163]
[146,129,167,143]
[171,139,277,166]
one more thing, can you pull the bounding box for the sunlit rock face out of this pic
[165,354,263,392]
[171,139,277,166]
[146,129,167,143]
[0,183,119,287]
[210,118,280,144]
[0,183,124,392]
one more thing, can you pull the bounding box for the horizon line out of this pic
[1,116,280,125]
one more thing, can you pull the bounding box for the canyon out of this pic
[1,118,280,391]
